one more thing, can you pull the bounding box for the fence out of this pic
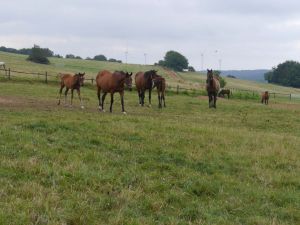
[1,67,299,101]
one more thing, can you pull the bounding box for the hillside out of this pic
[220,70,269,82]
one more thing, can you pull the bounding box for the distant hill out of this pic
[220,70,270,82]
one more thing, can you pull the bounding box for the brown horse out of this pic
[57,72,85,108]
[261,91,269,105]
[96,70,132,113]
[135,70,159,107]
[206,69,220,108]
[218,89,231,99]
[152,76,166,108]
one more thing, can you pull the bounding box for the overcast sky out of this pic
[1,0,300,70]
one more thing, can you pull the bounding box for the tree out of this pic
[158,51,189,71]
[66,54,76,59]
[188,66,195,72]
[27,45,50,64]
[93,54,107,61]
[264,61,300,87]
[213,70,227,88]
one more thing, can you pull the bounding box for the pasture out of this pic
[0,76,299,225]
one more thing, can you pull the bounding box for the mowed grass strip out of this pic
[0,80,299,225]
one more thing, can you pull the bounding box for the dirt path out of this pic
[163,69,182,80]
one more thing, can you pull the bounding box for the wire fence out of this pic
[1,67,299,101]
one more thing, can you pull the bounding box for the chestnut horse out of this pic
[261,91,269,105]
[57,72,85,108]
[206,69,220,108]
[96,70,132,113]
[135,70,158,107]
[152,76,166,108]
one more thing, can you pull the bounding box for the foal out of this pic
[153,76,166,108]
[57,72,85,108]
[96,70,132,113]
[261,91,269,105]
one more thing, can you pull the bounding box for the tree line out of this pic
[264,60,300,88]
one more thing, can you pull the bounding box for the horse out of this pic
[261,91,269,105]
[218,89,231,99]
[206,69,220,108]
[96,70,132,114]
[152,76,166,108]
[57,72,85,108]
[135,70,159,107]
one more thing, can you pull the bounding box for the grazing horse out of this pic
[218,89,231,99]
[57,72,85,108]
[135,70,159,107]
[261,91,269,105]
[96,70,132,113]
[152,76,166,108]
[206,69,220,108]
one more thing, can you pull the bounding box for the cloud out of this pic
[1,0,300,69]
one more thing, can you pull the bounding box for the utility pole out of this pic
[144,53,147,65]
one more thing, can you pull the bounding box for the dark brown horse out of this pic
[261,91,269,105]
[206,69,220,108]
[57,72,85,108]
[135,70,159,107]
[96,70,132,113]
[152,76,166,108]
[218,89,231,99]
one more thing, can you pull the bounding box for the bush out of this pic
[27,46,50,64]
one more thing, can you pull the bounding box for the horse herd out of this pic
[56,69,269,113]
[57,69,166,113]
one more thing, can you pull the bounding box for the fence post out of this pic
[91,78,94,85]
[176,85,179,94]
[45,71,48,83]
[290,93,292,101]
[8,68,11,80]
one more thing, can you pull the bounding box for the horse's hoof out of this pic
[122,111,127,115]
[81,106,85,109]
[148,104,152,108]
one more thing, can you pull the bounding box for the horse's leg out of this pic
[120,91,126,114]
[141,91,145,106]
[109,93,114,113]
[137,89,141,106]
[208,93,212,108]
[97,87,102,110]
[64,88,69,106]
[157,90,161,108]
[57,85,64,105]
[214,93,217,108]
[71,89,74,106]
[149,89,152,107]
[163,91,166,107]
[77,89,84,108]
[101,92,107,112]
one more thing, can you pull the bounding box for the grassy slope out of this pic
[0,78,299,225]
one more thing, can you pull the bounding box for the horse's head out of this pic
[125,72,133,91]
[118,71,133,91]
[78,72,85,86]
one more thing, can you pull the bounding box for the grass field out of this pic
[0,75,300,225]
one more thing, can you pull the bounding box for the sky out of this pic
[1,0,300,70]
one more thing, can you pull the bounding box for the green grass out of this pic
[0,78,299,225]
